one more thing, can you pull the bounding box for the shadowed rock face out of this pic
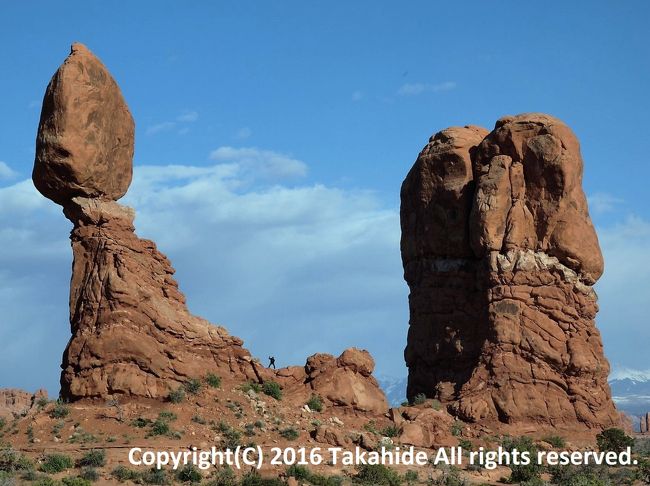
[401,114,619,430]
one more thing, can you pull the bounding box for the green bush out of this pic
[240,471,284,486]
[411,393,426,406]
[262,381,282,400]
[141,467,168,484]
[306,395,323,412]
[50,401,70,419]
[404,470,418,485]
[149,419,170,437]
[77,449,105,468]
[62,477,92,486]
[40,453,74,473]
[131,417,152,428]
[542,435,566,448]
[205,373,222,388]
[428,466,466,486]
[240,382,262,394]
[450,421,463,437]
[0,419,5,431]
[596,428,634,453]
[430,399,442,411]
[217,422,241,449]
[353,464,402,485]
[380,425,400,438]
[185,378,202,395]
[111,465,139,482]
[286,465,342,486]
[638,458,650,483]
[0,446,32,472]
[550,463,610,486]
[279,427,299,440]
[168,386,186,403]
[176,464,202,483]
[79,467,99,481]
[501,436,542,483]
[33,478,60,486]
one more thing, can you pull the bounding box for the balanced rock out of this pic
[33,45,259,399]
[33,43,134,205]
[401,114,619,430]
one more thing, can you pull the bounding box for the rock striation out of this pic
[401,114,619,430]
[34,44,388,410]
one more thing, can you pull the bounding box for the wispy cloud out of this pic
[145,121,176,135]
[0,161,17,180]
[145,110,199,136]
[397,81,457,96]
[177,111,198,123]
[588,192,624,214]
[209,146,307,180]
[235,127,252,140]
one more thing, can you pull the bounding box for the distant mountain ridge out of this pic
[379,371,650,430]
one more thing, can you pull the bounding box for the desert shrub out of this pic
[168,386,186,403]
[50,401,70,419]
[79,467,99,481]
[111,465,139,482]
[141,467,168,484]
[501,436,542,483]
[32,478,60,486]
[596,428,634,453]
[363,420,379,434]
[279,427,299,440]
[450,421,463,437]
[353,464,402,485]
[430,399,442,411]
[176,464,202,483]
[191,415,207,425]
[240,382,261,394]
[185,378,202,395]
[262,381,282,400]
[62,477,92,486]
[240,471,284,485]
[404,470,418,485]
[411,393,426,406]
[36,397,49,409]
[131,417,152,428]
[542,435,566,448]
[158,411,177,421]
[40,453,74,473]
[77,449,105,467]
[0,419,5,431]
[205,373,222,388]
[0,447,32,472]
[458,438,473,451]
[380,425,400,438]
[428,466,467,486]
[217,422,241,449]
[634,437,650,457]
[286,465,342,486]
[306,395,323,412]
[638,458,650,483]
[550,463,611,486]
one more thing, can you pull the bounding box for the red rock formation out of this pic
[0,389,48,420]
[33,44,389,410]
[641,412,650,434]
[401,114,619,430]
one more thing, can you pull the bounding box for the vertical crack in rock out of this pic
[401,114,619,430]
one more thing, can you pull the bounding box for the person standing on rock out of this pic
[268,356,276,369]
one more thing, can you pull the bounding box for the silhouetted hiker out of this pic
[268,356,276,369]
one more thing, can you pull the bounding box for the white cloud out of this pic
[235,127,252,140]
[588,192,624,214]
[146,111,199,135]
[209,146,308,180]
[0,161,17,180]
[397,81,457,96]
[0,154,407,395]
[145,121,176,135]
[177,111,198,123]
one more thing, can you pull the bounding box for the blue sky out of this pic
[0,1,649,396]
